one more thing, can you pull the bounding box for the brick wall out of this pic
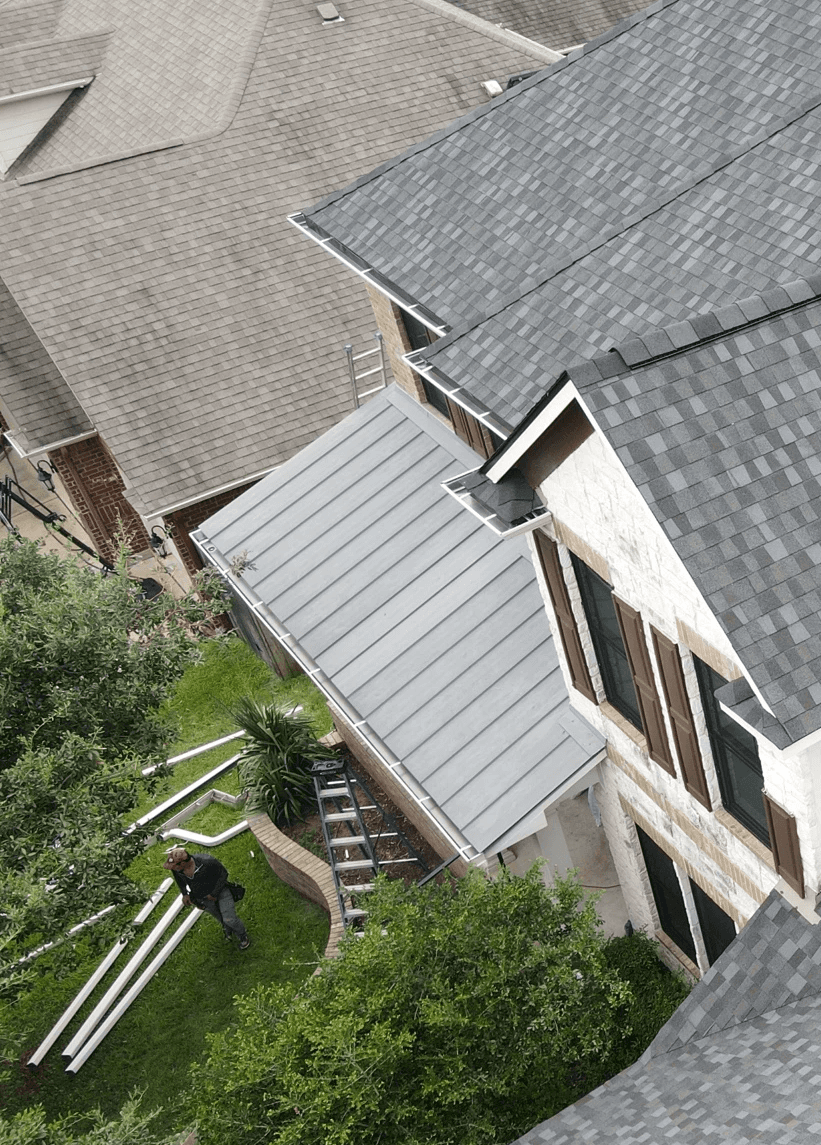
[249,812,345,960]
[165,481,257,579]
[365,285,428,403]
[327,698,469,876]
[525,427,819,961]
[49,436,149,561]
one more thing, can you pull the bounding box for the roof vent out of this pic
[480,80,503,98]
[317,3,344,22]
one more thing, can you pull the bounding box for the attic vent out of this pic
[317,3,344,22]
[480,80,503,98]
[506,70,539,90]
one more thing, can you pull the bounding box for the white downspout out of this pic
[62,895,184,1059]
[27,879,172,1067]
[66,908,202,1072]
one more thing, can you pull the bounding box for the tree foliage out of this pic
[0,537,225,1002]
[0,1095,171,1145]
[191,867,662,1145]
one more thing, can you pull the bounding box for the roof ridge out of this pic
[419,89,821,370]
[11,0,275,184]
[610,276,821,370]
[304,0,685,220]
[406,0,563,62]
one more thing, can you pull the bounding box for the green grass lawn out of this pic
[3,637,333,1138]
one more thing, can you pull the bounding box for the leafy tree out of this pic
[234,697,336,826]
[0,537,225,1004]
[191,867,669,1145]
[0,1095,174,1145]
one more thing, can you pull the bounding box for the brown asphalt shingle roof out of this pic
[0,0,545,513]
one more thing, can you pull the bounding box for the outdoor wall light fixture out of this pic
[36,460,56,494]
[149,525,170,558]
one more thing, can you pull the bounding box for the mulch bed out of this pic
[281,748,445,889]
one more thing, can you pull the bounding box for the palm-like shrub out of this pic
[234,696,338,826]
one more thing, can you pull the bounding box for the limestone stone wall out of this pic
[525,426,819,970]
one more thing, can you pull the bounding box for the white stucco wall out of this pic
[524,426,820,967]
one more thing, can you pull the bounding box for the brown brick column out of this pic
[365,285,428,403]
[49,436,150,562]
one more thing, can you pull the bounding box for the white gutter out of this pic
[66,908,202,1073]
[192,532,479,866]
[2,427,97,460]
[0,79,94,105]
[145,466,279,520]
[62,896,185,1059]
[17,904,116,965]
[27,879,172,1067]
[160,820,249,847]
[141,729,246,776]
[288,213,449,338]
[402,349,510,440]
[124,754,242,834]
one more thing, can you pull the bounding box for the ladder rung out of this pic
[325,811,359,822]
[344,909,368,920]
[344,884,375,894]
[354,365,383,380]
[319,787,350,798]
[330,836,366,847]
[377,857,421,865]
[335,859,376,871]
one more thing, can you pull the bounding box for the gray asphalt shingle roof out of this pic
[514,892,821,1144]
[445,0,651,51]
[302,0,821,429]
[0,0,544,515]
[196,385,604,854]
[566,280,821,743]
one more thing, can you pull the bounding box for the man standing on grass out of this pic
[164,846,251,950]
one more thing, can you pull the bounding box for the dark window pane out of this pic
[637,826,696,964]
[422,378,451,417]
[690,879,736,966]
[572,556,642,728]
[400,309,432,351]
[693,658,769,844]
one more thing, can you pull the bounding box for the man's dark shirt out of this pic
[171,854,229,906]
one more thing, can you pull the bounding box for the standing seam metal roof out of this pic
[196,385,603,853]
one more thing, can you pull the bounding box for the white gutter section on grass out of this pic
[66,907,202,1072]
[62,895,185,1059]
[17,905,117,965]
[160,819,249,847]
[27,879,173,1067]
[123,753,242,835]
[141,730,247,776]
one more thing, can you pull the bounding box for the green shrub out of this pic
[599,930,691,1075]
[234,697,337,826]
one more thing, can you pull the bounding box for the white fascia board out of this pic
[402,350,511,439]
[441,472,551,538]
[484,379,577,483]
[485,757,604,853]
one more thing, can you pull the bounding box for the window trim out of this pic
[571,555,642,729]
[693,656,769,846]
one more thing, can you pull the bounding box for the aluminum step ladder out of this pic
[345,332,387,408]
[311,758,431,928]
